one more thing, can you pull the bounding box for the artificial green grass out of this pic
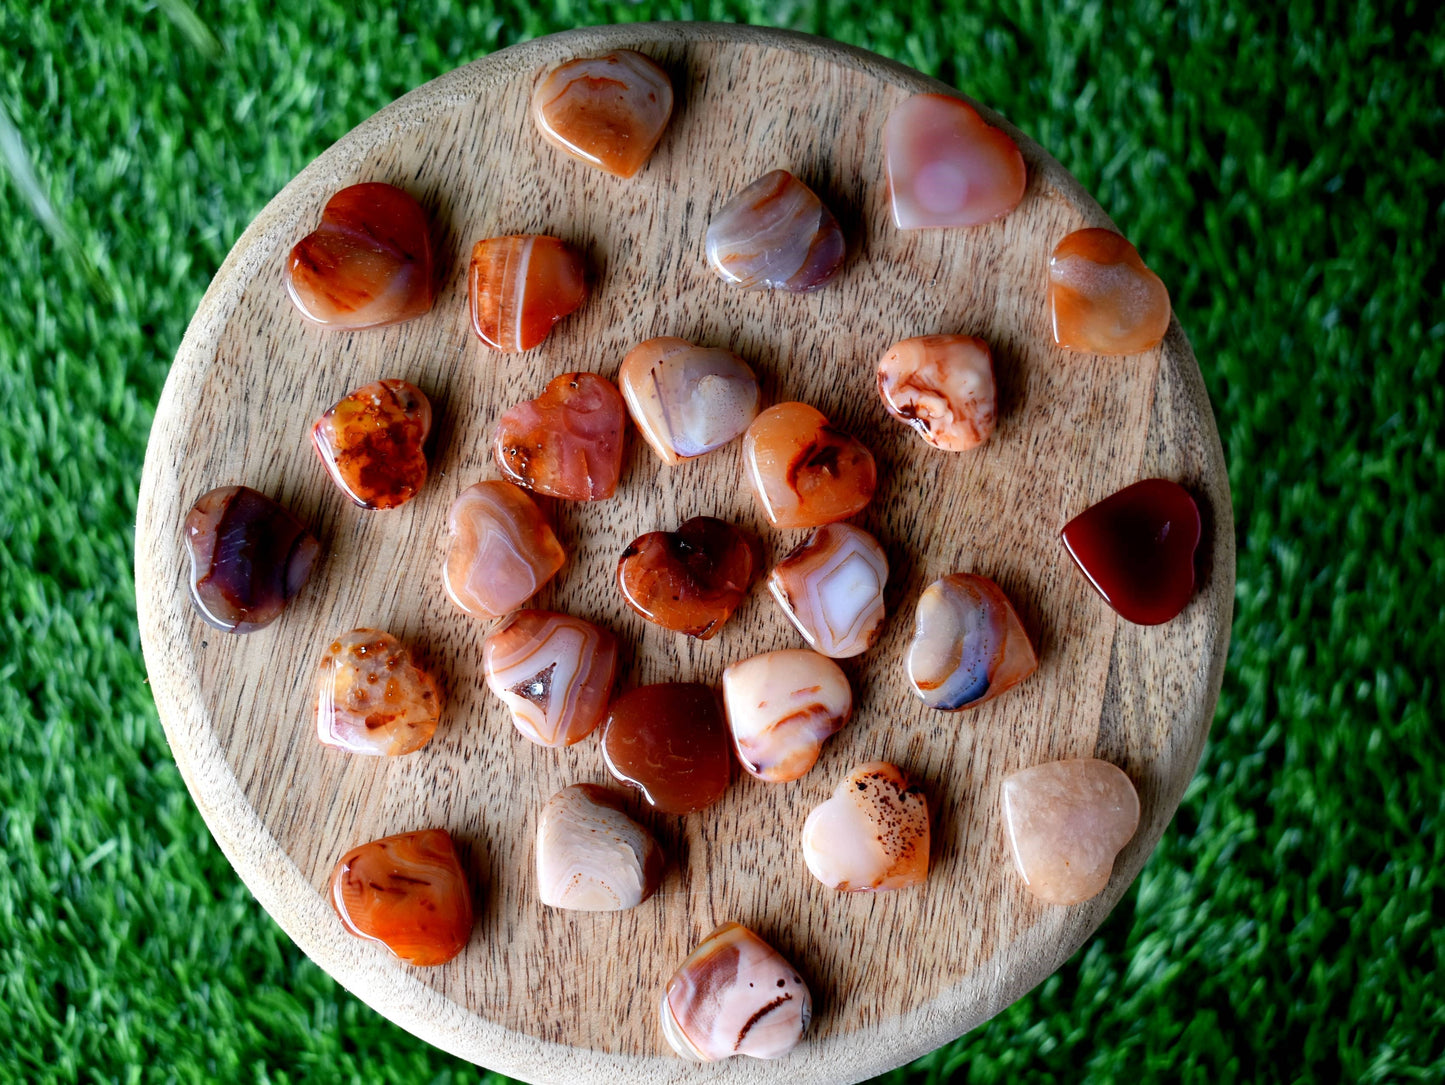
[1,1,1441,1081]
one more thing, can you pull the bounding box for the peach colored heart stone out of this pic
[884,94,1026,229]
[722,649,850,783]
[743,402,877,529]
[468,235,587,352]
[877,335,997,451]
[493,371,626,501]
[314,628,441,756]
[531,50,674,178]
[443,481,564,619]
[285,182,434,329]
[1001,758,1140,906]
[618,337,759,465]
[1048,228,1171,354]
[801,762,929,892]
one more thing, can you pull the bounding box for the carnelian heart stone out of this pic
[1060,478,1201,625]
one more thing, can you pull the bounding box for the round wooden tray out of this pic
[134,22,1233,1085]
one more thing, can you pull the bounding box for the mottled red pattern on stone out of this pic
[312,379,431,509]
[493,372,626,501]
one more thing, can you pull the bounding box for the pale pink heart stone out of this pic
[722,649,851,782]
[801,762,929,892]
[767,523,888,658]
[660,922,812,1061]
[1001,758,1141,906]
[884,93,1026,229]
[443,481,564,619]
[618,337,760,465]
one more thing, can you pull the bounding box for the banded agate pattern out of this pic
[443,481,565,619]
[767,523,888,658]
[722,649,850,783]
[661,922,812,1061]
[482,609,617,747]
[907,573,1037,710]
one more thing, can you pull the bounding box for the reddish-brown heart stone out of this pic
[1060,478,1200,625]
[617,516,760,639]
[285,183,434,329]
[492,372,626,501]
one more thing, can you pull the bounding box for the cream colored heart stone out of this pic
[722,649,851,782]
[660,922,812,1061]
[618,337,760,465]
[767,523,888,658]
[1001,758,1140,906]
[801,762,929,892]
[535,784,663,911]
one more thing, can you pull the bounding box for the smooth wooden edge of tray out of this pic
[134,22,1235,1084]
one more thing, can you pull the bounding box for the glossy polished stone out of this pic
[722,649,850,783]
[183,485,320,634]
[1048,228,1171,354]
[907,573,1037,711]
[531,50,674,178]
[802,762,929,892]
[536,784,663,911]
[743,402,877,529]
[312,379,431,509]
[285,182,434,329]
[315,629,441,756]
[1060,478,1200,625]
[705,170,845,292]
[329,829,473,966]
[1002,759,1140,906]
[661,922,811,1062]
[884,94,1026,229]
[443,481,565,619]
[767,523,888,659]
[482,609,617,747]
[617,517,759,639]
[601,683,731,814]
[468,235,587,352]
[877,335,996,451]
[619,337,760,465]
[493,372,626,501]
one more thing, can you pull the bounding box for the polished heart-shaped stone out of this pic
[705,170,845,291]
[329,829,473,966]
[743,402,877,529]
[907,573,1038,711]
[661,922,812,1062]
[767,523,888,658]
[884,94,1026,229]
[1002,759,1140,906]
[315,628,441,756]
[1060,478,1200,625]
[312,379,431,509]
[493,371,626,501]
[482,609,617,747]
[601,683,732,815]
[531,50,674,178]
[877,335,997,451]
[183,485,320,634]
[285,182,434,329]
[468,234,587,352]
[1048,228,1171,354]
[802,762,930,892]
[535,784,663,911]
[443,481,565,619]
[722,649,850,783]
[618,337,760,465]
[617,516,760,639]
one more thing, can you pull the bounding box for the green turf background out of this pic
[2,1,1442,1081]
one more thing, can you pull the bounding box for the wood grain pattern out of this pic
[133,23,1234,1084]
